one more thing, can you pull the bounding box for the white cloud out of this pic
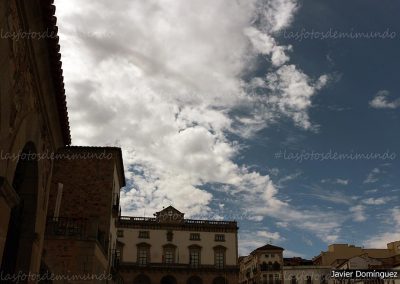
[257,230,283,241]
[55,0,332,243]
[321,178,349,185]
[362,197,393,205]
[364,207,400,248]
[369,90,400,109]
[350,205,367,222]
[363,168,380,184]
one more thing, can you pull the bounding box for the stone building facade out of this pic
[239,244,284,284]
[43,146,126,283]
[116,206,239,284]
[0,0,70,278]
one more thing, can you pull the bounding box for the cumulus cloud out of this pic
[55,0,333,242]
[369,90,400,109]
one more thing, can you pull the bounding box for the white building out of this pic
[116,206,239,284]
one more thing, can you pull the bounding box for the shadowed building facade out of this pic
[0,0,70,278]
[43,146,126,283]
[116,206,239,284]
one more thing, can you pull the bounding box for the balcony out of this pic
[45,217,108,256]
[117,262,239,273]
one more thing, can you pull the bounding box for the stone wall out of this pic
[0,0,68,274]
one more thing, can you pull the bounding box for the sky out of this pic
[55,0,400,258]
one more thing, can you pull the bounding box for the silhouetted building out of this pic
[43,146,125,283]
[0,0,70,278]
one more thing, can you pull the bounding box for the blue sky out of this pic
[56,0,400,258]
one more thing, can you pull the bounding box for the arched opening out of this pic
[134,274,151,284]
[187,275,203,284]
[213,276,228,284]
[0,142,38,275]
[160,275,177,284]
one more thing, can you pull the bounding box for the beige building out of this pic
[239,244,284,284]
[283,265,332,284]
[43,146,126,283]
[0,0,70,278]
[313,241,400,266]
[116,206,239,284]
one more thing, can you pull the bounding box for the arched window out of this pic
[272,261,280,270]
[306,276,312,284]
[261,261,268,271]
[290,275,297,284]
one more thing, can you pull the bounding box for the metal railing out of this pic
[45,217,108,256]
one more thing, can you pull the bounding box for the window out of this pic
[306,276,312,284]
[190,233,201,240]
[290,276,297,284]
[265,254,269,258]
[190,249,200,267]
[137,244,150,265]
[163,245,176,264]
[139,231,150,239]
[215,234,225,242]
[214,247,226,269]
[270,253,275,257]
[117,230,124,238]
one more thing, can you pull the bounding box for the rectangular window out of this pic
[270,253,275,257]
[138,231,150,239]
[189,250,200,267]
[215,250,225,269]
[163,247,175,264]
[190,233,201,240]
[138,247,148,265]
[215,234,225,242]
[117,230,124,238]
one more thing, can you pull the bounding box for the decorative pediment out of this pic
[154,206,184,223]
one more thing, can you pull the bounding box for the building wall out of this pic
[0,0,68,274]
[119,269,238,284]
[44,147,125,282]
[46,148,116,237]
[42,239,109,283]
[283,266,332,284]
[119,228,237,266]
[239,248,284,284]
[314,243,399,266]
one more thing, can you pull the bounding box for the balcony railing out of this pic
[45,217,108,256]
[118,262,239,272]
[46,217,87,238]
[118,216,237,226]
